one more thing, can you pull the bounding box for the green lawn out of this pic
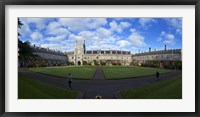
[18,73,78,99]
[103,66,172,79]
[120,75,182,99]
[29,66,97,80]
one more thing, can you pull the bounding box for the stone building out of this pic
[30,41,181,67]
[32,45,68,66]
[132,45,182,66]
[66,41,132,65]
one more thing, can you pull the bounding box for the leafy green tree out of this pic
[18,18,38,67]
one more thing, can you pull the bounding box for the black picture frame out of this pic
[0,0,199,116]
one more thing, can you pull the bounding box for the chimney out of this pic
[149,47,151,52]
[155,49,157,51]
[164,45,167,51]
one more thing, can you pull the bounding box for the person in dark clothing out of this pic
[67,73,72,89]
[156,71,160,81]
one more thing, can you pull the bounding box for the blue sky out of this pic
[19,18,182,53]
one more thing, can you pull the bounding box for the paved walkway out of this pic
[92,66,105,80]
[19,69,182,99]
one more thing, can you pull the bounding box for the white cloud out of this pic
[18,24,32,37]
[109,21,121,32]
[38,39,75,52]
[23,18,47,30]
[109,20,131,33]
[138,18,156,29]
[161,31,166,36]
[166,18,182,29]
[117,40,131,48]
[46,21,70,37]
[157,37,162,42]
[46,22,60,31]
[87,44,119,50]
[69,27,115,44]
[131,46,138,54]
[41,43,60,49]
[165,18,182,35]
[87,18,108,29]
[45,35,66,41]
[79,31,95,39]
[30,32,43,40]
[41,43,69,52]
[58,18,107,32]
[176,28,182,35]
[164,34,175,44]
[69,34,86,42]
[19,18,147,52]
[119,22,131,28]
[158,31,176,44]
[96,27,112,38]
[128,29,146,47]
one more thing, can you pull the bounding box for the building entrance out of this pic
[78,61,81,65]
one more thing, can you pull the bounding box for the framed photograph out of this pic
[0,0,199,116]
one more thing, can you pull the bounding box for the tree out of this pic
[18,40,38,67]
[18,18,38,67]
[18,18,23,37]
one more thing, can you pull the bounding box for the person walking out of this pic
[67,73,72,89]
[156,71,160,81]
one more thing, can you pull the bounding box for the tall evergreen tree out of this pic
[18,18,38,67]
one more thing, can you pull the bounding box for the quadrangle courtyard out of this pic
[19,66,182,99]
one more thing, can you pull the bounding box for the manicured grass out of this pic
[29,66,96,80]
[18,73,78,99]
[103,66,172,79]
[120,75,182,99]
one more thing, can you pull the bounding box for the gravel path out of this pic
[19,69,182,99]
[92,66,105,80]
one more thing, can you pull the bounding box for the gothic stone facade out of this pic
[30,42,181,67]
[32,45,68,66]
[67,42,132,66]
[132,46,182,66]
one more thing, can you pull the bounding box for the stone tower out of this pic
[74,40,85,65]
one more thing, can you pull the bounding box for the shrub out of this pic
[82,61,88,65]
[115,62,121,66]
[112,62,117,66]
[100,61,106,66]
[174,61,182,70]
[35,63,40,67]
[140,60,182,69]
[68,62,74,65]
[40,62,48,67]
[141,60,160,68]
[93,60,98,66]
[87,63,92,66]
